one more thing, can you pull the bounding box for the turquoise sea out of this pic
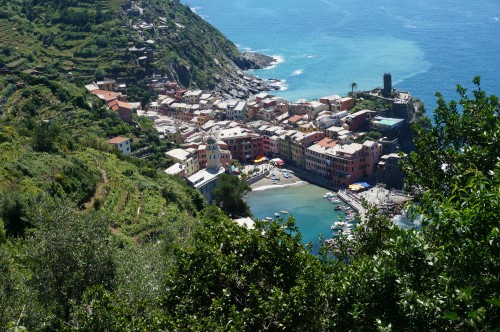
[182,0,500,115]
[245,183,346,251]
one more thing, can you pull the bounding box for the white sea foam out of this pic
[291,69,303,76]
[264,55,285,70]
[272,79,288,91]
[190,6,202,13]
[252,181,308,192]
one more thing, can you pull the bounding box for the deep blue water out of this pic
[183,0,500,116]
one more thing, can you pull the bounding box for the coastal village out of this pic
[87,72,415,229]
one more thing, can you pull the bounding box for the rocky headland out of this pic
[212,52,283,99]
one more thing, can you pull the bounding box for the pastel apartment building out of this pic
[319,95,341,111]
[278,130,300,163]
[263,135,280,156]
[165,148,200,178]
[218,127,263,162]
[227,101,247,120]
[305,140,382,186]
[304,137,338,177]
[292,131,326,168]
[328,141,381,186]
[182,90,203,104]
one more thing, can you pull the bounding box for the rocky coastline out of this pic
[212,52,284,100]
[232,52,276,70]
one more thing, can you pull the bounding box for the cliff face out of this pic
[0,0,276,97]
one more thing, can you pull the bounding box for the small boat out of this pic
[275,212,280,217]
[265,217,273,221]
[334,206,342,211]
[330,198,341,203]
[331,221,346,230]
[280,210,289,214]
[323,192,335,198]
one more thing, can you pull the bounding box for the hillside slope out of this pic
[0,0,274,98]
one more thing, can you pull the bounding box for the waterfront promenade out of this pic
[337,189,366,220]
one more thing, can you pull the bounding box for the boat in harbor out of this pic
[280,210,289,214]
[323,192,335,198]
[330,198,341,203]
[334,206,342,211]
[331,221,346,230]
[275,212,280,217]
[265,217,273,220]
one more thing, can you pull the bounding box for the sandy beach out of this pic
[249,169,307,191]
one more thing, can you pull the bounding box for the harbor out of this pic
[244,165,413,251]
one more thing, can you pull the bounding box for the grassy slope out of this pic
[0,0,240,90]
[0,72,202,243]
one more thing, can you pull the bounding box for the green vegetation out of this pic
[212,173,252,217]
[351,95,392,113]
[0,0,241,90]
[1,3,499,327]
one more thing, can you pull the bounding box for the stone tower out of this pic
[205,136,221,169]
[383,73,392,98]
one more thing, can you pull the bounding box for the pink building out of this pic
[263,135,280,156]
[326,141,381,186]
[305,140,382,186]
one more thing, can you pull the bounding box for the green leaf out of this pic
[442,312,460,321]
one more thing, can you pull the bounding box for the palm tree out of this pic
[350,82,358,94]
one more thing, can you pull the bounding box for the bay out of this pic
[183,0,500,115]
[245,183,344,251]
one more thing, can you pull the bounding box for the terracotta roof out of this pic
[288,115,303,124]
[316,137,337,148]
[91,89,122,101]
[108,136,129,144]
[107,99,131,111]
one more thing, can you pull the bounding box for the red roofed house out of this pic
[107,99,133,122]
[90,89,132,122]
[108,136,132,155]
[90,89,126,102]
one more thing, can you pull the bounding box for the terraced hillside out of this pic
[0,0,254,92]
